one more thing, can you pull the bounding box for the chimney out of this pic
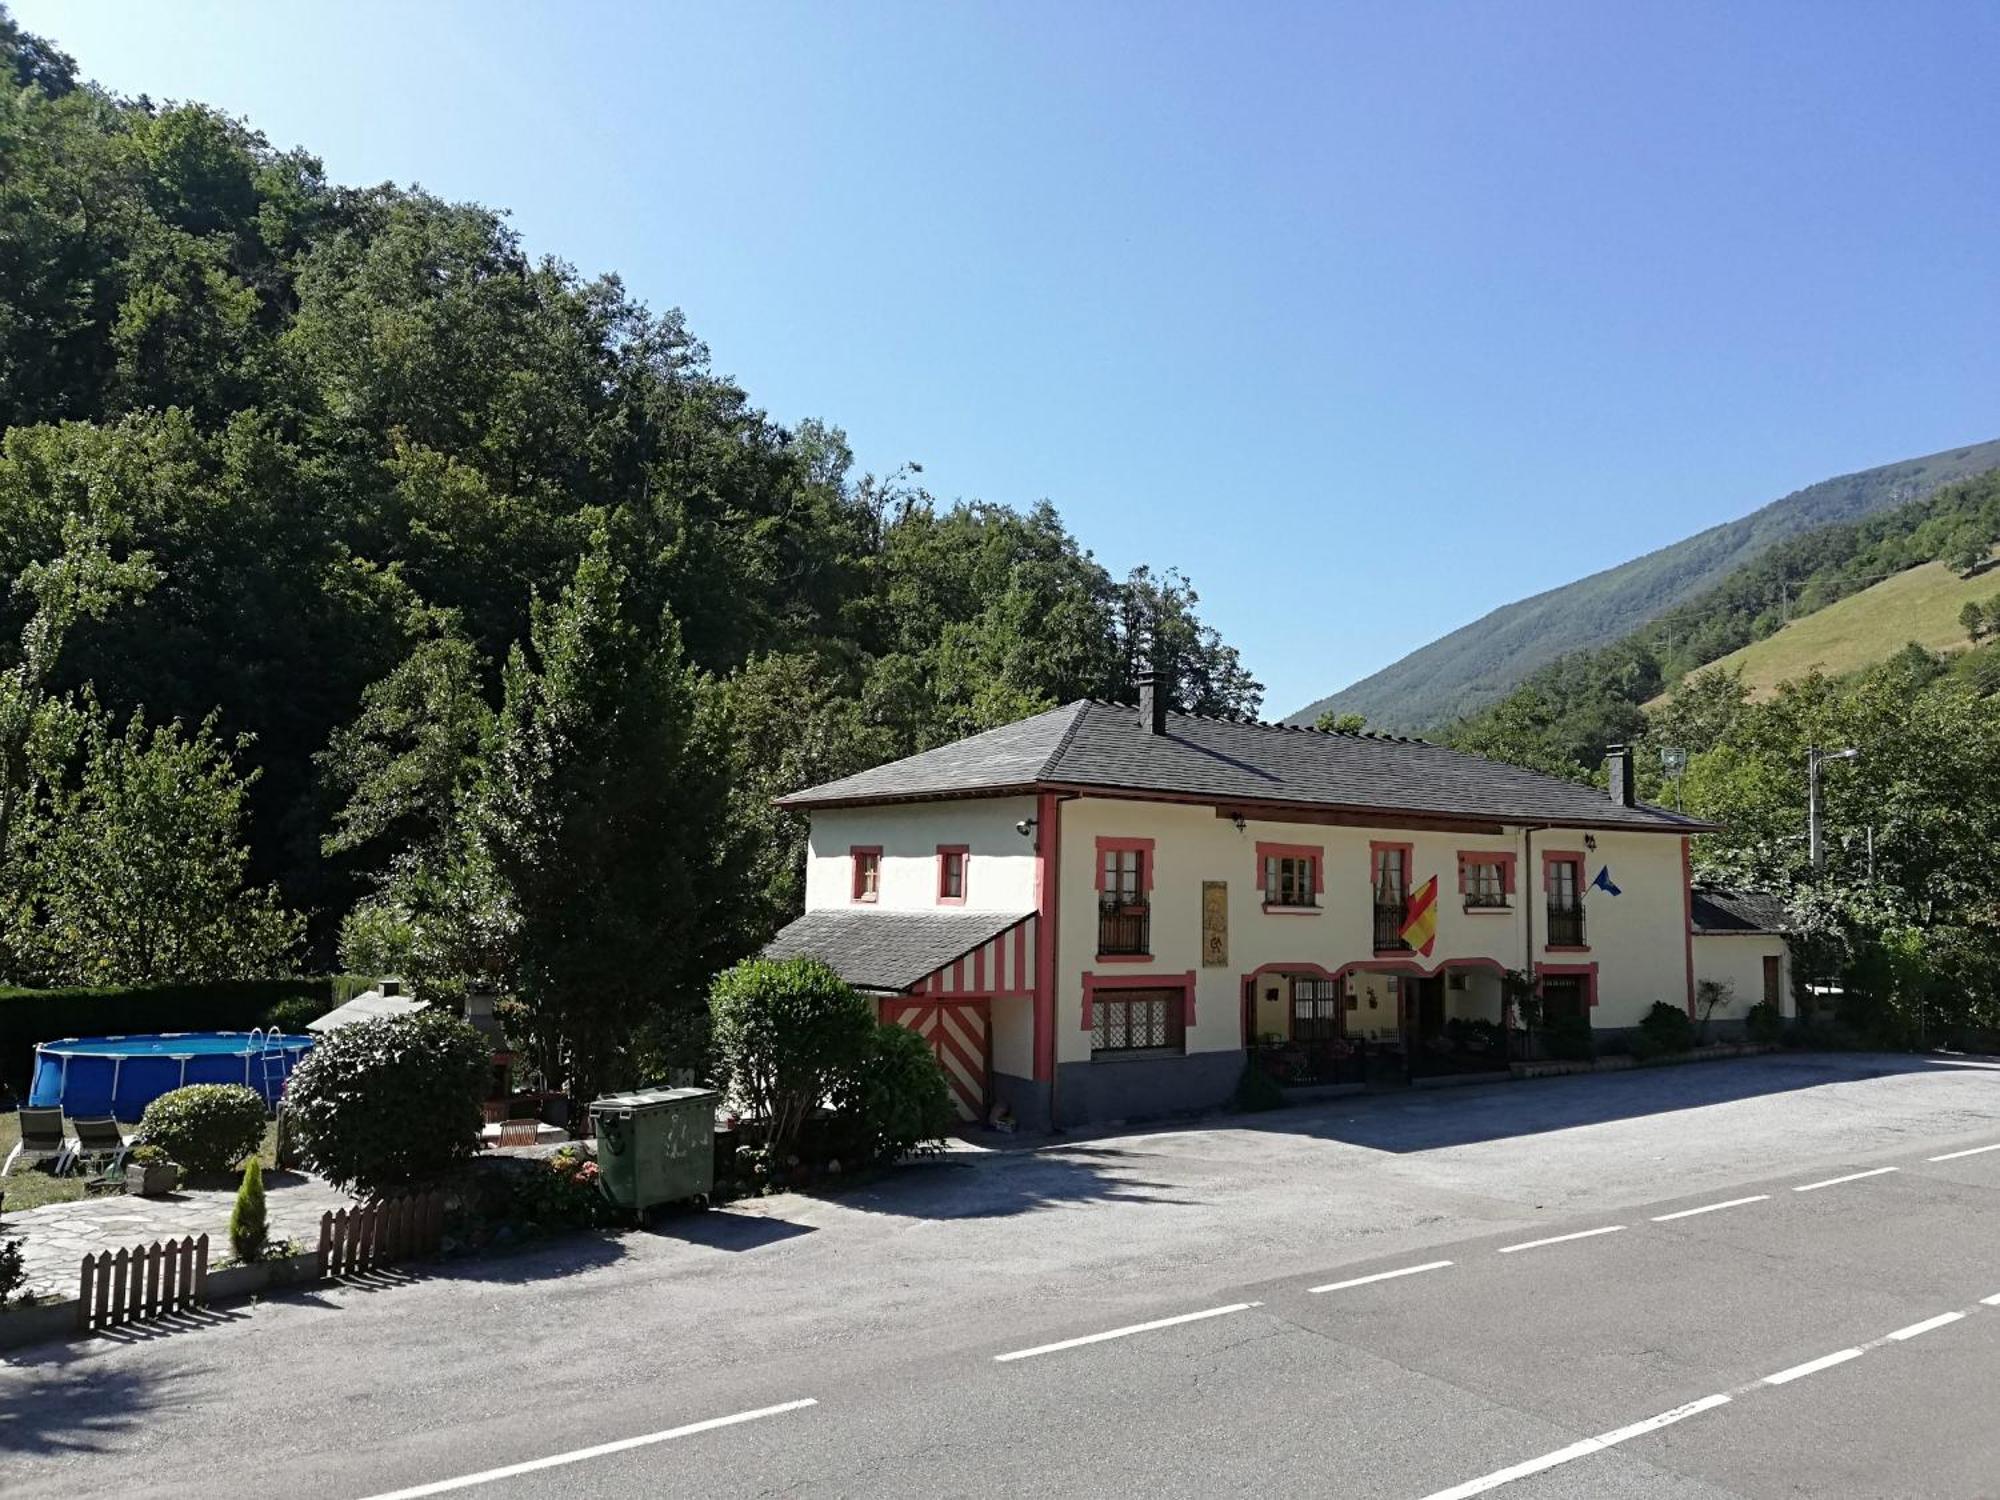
[1605,744,1635,807]
[1137,671,1168,736]
[379,977,402,997]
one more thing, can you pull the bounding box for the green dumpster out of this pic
[589,1086,719,1217]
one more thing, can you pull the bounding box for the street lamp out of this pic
[1807,746,1859,873]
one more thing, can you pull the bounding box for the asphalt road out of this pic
[4,1051,1999,1499]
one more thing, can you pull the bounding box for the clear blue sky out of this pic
[18,1,1999,715]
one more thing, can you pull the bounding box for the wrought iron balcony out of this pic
[1097,899,1150,957]
[1546,902,1586,947]
[1373,901,1409,951]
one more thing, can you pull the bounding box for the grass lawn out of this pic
[0,1113,281,1217]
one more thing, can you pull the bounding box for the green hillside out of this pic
[1292,439,2000,731]
[1664,551,2000,703]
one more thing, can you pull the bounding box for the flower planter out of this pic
[125,1162,182,1197]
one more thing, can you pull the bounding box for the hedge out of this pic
[0,979,336,1094]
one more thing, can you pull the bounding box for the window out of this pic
[1257,842,1322,908]
[1545,853,1585,946]
[1460,853,1514,909]
[1540,975,1589,1021]
[1290,977,1344,1043]
[1092,987,1185,1055]
[850,846,881,903]
[936,845,967,905]
[1096,838,1153,957]
[1371,842,1412,951]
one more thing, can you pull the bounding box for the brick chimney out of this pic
[1605,744,1635,807]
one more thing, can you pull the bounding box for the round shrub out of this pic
[711,958,874,1154]
[1636,1000,1696,1058]
[1744,1000,1784,1046]
[833,1022,954,1163]
[137,1084,268,1175]
[283,1009,489,1194]
[1542,1013,1596,1062]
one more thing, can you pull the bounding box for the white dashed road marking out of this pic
[1763,1347,1864,1384]
[994,1302,1262,1362]
[1497,1225,1625,1254]
[1886,1312,1965,1341]
[1310,1261,1454,1294]
[1928,1142,2000,1162]
[1651,1195,1770,1222]
[1413,1396,1731,1500]
[1793,1167,1898,1192]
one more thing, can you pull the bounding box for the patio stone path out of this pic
[3,1170,353,1298]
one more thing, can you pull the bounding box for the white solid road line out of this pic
[1415,1395,1731,1500]
[1310,1260,1454,1294]
[993,1302,1262,1362]
[1651,1195,1770,1222]
[1982,1294,2000,1307]
[1929,1142,2000,1162]
[1497,1225,1625,1254]
[1887,1312,1966,1341]
[1763,1348,1864,1385]
[1793,1166,1898,1192]
[355,1399,818,1500]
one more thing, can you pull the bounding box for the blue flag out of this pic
[1592,865,1622,897]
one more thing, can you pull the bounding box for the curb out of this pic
[0,1249,322,1356]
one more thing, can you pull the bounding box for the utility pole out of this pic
[1807,745,1859,873]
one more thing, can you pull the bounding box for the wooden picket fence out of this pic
[77,1233,209,1333]
[317,1189,446,1279]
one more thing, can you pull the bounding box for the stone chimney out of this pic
[1605,744,1635,807]
[1137,671,1168,736]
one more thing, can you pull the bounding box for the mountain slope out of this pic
[1658,548,2000,703]
[1291,439,2000,731]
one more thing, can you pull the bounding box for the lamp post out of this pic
[1806,745,1858,874]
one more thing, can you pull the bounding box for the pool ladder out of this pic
[249,1027,292,1105]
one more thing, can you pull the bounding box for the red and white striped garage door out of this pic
[881,999,990,1123]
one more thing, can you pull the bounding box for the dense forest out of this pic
[0,14,1258,1090]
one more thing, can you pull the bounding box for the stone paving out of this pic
[3,1169,353,1297]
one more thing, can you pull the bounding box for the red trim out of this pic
[1680,837,1696,1018]
[1032,794,1059,1084]
[1082,969,1197,1031]
[1534,960,1599,1008]
[1239,956,1504,989]
[1255,840,1323,905]
[1541,849,1585,891]
[935,844,968,905]
[1094,836,1155,891]
[1456,849,1517,895]
[850,845,882,903]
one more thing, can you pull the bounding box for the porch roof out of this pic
[763,907,1036,994]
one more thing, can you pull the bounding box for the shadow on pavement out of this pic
[809,1149,1198,1221]
[645,1209,816,1251]
[0,1345,174,1460]
[1237,1051,1992,1154]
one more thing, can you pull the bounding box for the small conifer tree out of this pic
[231,1157,269,1262]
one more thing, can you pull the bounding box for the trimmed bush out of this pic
[137,1084,268,1175]
[230,1157,269,1261]
[1635,1001,1696,1058]
[711,958,874,1155]
[0,1237,24,1308]
[283,1010,489,1194]
[1542,1014,1596,1062]
[833,1022,954,1163]
[1744,1000,1784,1046]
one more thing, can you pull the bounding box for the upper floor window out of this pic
[851,846,882,903]
[1096,837,1153,957]
[1102,846,1147,903]
[1257,842,1321,908]
[1371,842,1412,951]
[1459,852,1515,909]
[1544,852,1586,947]
[937,845,968,904]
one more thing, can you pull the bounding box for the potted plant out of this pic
[125,1144,181,1197]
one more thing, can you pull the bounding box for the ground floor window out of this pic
[1290,977,1344,1043]
[1540,975,1589,1021]
[1092,988,1185,1056]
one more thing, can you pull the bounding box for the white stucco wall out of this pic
[1694,933,1791,1019]
[1053,796,1695,1063]
[803,798,1038,914]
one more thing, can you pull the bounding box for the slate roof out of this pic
[1689,884,1793,935]
[762,908,1034,993]
[779,699,1708,833]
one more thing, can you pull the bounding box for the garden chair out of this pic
[4,1107,73,1176]
[67,1115,134,1175]
[495,1118,540,1148]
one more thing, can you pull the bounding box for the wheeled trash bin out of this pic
[588,1086,720,1218]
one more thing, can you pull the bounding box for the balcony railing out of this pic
[1098,899,1150,957]
[1373,900,1409,951]
[1546,902,1586,947]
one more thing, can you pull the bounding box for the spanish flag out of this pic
[1401,874,1439,957]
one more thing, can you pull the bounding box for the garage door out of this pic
[881,999,989,1124]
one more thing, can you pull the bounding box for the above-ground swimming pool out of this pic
[28,1031,314,1122]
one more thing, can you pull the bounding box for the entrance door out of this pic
[881,999,990,1123]
[1406,975,1448,1079]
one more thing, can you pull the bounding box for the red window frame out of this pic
[1095,837,1155,902]
[1370,841,1414,904]
[1256,841,1323,909]
[936,844,968,905]
[850,845,882,903]
[1457,850,1517,909]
